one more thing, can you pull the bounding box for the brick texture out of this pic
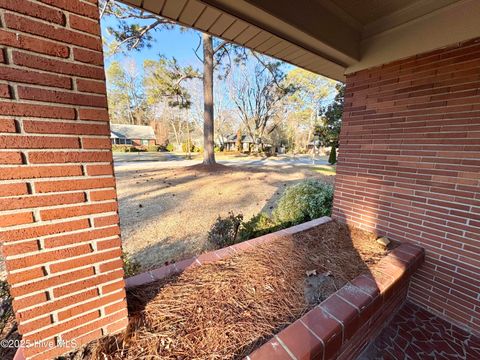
[0,1,127,359]
[333,38,480,335]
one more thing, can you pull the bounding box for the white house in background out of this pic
[223,133,255,152]
[110,123,156,146]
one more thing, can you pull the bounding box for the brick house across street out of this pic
[110,123,156,146]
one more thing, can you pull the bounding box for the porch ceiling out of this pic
[121,0,480,81]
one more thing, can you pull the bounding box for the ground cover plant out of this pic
[273,179,334,225]
[208,212,244,248]
[208,179,334,248]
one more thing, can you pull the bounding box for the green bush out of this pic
[146,144,160,152]
[328,145,337,164]
[112,145,148,153]
[130,146,146,152]
[273,179,334,226]
[208,212,243,248]
[112,145,128,152]
[122,251,141,277]
[182,142,195,153]
[207,181,333,248]
[165,143,174,152]
[238,212,281,241]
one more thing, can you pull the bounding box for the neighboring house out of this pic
[223,134,281,153]
[223,134,254,152]
[110,123,156,146]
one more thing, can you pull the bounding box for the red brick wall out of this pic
[0,1,127,359]
[333,38,480,335]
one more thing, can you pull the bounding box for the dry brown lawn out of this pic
[115,163,334,271]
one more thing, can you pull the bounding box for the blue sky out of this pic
[100,15,297,76]
[101,16,204,71]
[100,12,336,108]
[101,17,201,69]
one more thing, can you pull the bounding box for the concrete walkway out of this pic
[113,152,329,169]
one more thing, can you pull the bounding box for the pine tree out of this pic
[328,144,337,164]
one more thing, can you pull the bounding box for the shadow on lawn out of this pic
[123,176,309,268]
[117,163,334,271]
[116,163,333,219]
[115,161,321,179]
[129,235,199,271]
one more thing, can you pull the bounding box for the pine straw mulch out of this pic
[61,220,392,360]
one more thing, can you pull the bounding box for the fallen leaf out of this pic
[377,236,391,247]
[306,269,317,277]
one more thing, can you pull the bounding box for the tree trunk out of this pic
[170,120,180,148]
[202,33,216,165]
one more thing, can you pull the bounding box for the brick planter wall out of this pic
[0,1,127,359]
[247,242,425,360]
[333,38,480,334]
[125,218,424,360]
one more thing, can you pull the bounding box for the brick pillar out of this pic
[333,38,480,335]
[0,1,128,359]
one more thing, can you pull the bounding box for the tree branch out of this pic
[99,0,111,19]
[213,40,230,54]
[250,51,284,89]
[193,33,203,63]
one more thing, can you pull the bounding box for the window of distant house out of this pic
[126,139,133,145]
[142,139,149,145]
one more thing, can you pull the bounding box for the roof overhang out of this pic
[120,0,480,81]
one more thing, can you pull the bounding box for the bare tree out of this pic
[229,53,294,151]
[186,76,235,151]
[106,59,148,125]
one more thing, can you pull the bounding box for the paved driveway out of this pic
[113,152,329,169]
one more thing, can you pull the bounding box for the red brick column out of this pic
[0,1,127,359]
[333,38,480,335]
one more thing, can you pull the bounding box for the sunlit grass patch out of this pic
[311,165,336,175]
